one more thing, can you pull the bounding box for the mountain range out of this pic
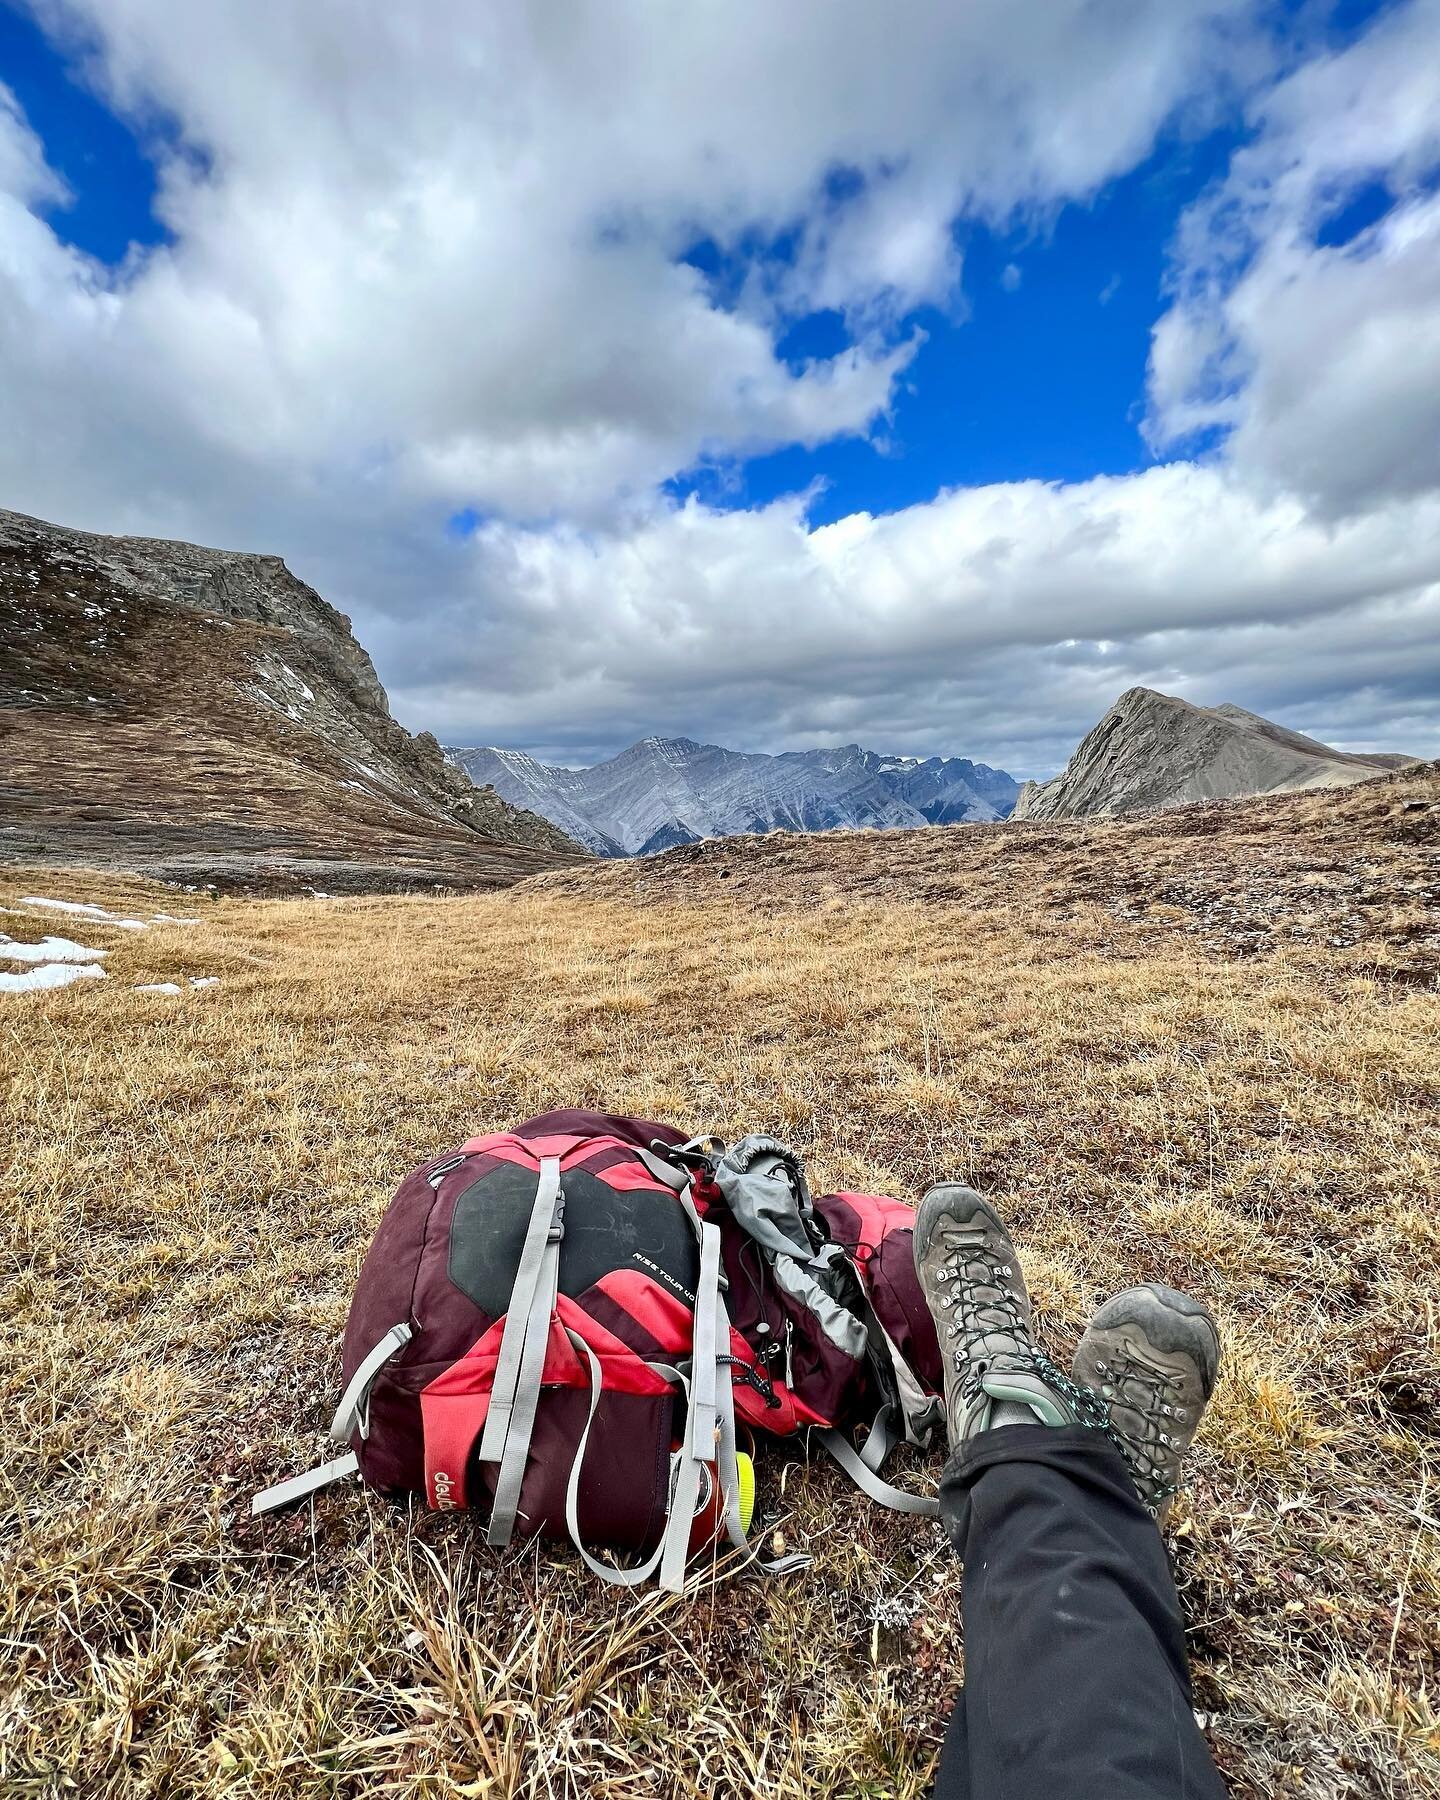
[444,737,1021,857]
[0,508,584,891]
[1014,687,1417,821]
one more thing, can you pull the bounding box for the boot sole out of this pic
[1082,1282,1221,1394]
[912,1183,1012,1278]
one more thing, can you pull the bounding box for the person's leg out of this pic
[914,1186,1227,1800]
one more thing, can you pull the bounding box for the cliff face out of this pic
[448,736,1019,856]
[0,508,585,891]
[1013,687,1412,822]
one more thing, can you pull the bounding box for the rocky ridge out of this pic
[1015,686,1413,821]
[0,508,585,891]
[447,735,1019,856]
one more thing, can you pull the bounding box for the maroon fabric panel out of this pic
[717,1227,861,1428]
[411,1172,497,1367]
[355,1359,453,1492]
[510,1109,686,1149]
[470,1387,674,1549]
[816,1193,864,1252]
[580,1284,673,1360]
[342,1151,458,1391]
[868,1230,942,1390]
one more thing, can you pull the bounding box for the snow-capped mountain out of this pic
[445,736,1020,857]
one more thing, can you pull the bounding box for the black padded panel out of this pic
[447,1161,700,1317]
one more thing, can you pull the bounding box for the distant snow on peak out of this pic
[444,735,1019,856]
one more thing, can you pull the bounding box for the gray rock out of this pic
[1014,687,1419,821]
[447,736,1020,856]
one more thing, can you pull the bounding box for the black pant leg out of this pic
[932,1422,1226,1800]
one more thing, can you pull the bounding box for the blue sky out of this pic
[0,0,1437,775]
[684,141,1241,524]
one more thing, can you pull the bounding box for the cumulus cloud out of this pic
[0,0,1437,777]
[1148,0,1440,515]
[2,0,1258,523]
[373,467,1440,772]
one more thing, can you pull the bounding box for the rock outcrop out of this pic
[0,508,586,890]
[1013,688,1414,822]
[447,736,1019,857]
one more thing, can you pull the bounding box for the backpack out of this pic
[253,1111,942,1589]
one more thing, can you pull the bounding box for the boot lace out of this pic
[935,1228,1119,1439]
[1086,1338,1186,1514]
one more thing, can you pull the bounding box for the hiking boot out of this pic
[913,1184,1084,1449]
[1071,1284,1221,1524]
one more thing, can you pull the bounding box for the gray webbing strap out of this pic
[659,1217,723,1591]
[329,1321,414,1444]
[477,1156,564,1547]
[816,1428,940,1517]
[563,1334,682,1588]
[859,1403,900,1473]
[251,1452,359,1516]
[635,1145,691,1192]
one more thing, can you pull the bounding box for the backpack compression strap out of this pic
[475,1155,565,1548]
[816,1421,940,1517]
[251,1320,414,1515]
[562,1191,810,1591]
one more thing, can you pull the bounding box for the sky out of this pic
[1,1,1438,778]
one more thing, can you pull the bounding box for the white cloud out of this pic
[2,0,1260,522]
[373,466,1440,773]
[1147,0,1440,515]
[0,1,1436,779]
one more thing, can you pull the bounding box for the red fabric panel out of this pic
[418,1301,673,1509]
[591,1162,679,1193]
[458,1130,672,1172]
[588,1269,694,1353]
[818,1190,942,1394]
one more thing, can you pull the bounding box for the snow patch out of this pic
[0,935,109,964]
[22,897,149,929]
[20,898,202,930]
[275,662,315,703]
[135,982,183,994]
[1,963,107,994]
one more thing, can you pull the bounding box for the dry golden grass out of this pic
[2,855,1437,1798]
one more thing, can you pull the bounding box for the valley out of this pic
[3,766,1437,1796]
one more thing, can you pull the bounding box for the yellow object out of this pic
[735,1451,756,1534]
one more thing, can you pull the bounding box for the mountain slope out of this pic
[1013,687,1413,822]
[0,508,586,891]
[447,736,1019,855]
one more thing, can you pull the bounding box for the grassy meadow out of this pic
[2,857,1437,1797]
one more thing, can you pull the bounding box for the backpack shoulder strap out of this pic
[475,1154,564,1547]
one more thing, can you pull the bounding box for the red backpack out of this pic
[253,1111,942,1588]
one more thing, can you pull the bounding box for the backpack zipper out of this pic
[427,1153,468,1188]
[721,1354,782,1409]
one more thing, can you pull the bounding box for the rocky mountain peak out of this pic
[1,507,585,890]
[446,734,1020,855]
[1014,687,1416,821]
